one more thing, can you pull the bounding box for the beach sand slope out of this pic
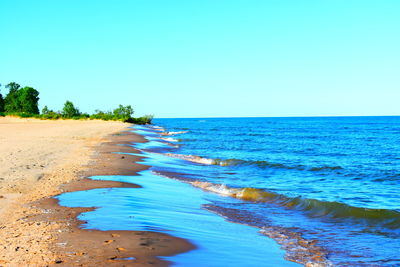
[0,117,194,266]
[0,117,127,265]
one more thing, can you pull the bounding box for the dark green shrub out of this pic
[131,115,153,124]
[5,112,37,118]
[19,87,40,114]
[62,101,81,118]
[90,110,115,121]
[112,105,134,121]
[4,83,40,114]
[40,112,62,120]
[0,87,4,112]
[42,105,53,114]
[4,82,21,112]
[0,83,153,124]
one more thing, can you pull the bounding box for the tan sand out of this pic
[0,117,194,266]
[0,117,128,265]
[0,116,127,216]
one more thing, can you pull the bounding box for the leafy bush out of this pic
[62,101,81,118]
[4,83,40,114]
[131,115,154,124]
[40,112,62,120]
[5,112,36,118]
[90,106,141,123]
[90,110,115,121]
[112,105,134,121]
[18,112,36,118]
[0,87,4,112]
[4,82,21,112]
[42,105,53,114]
[1,110,153,124]
[19,87,40,114]
[0,81,153,124]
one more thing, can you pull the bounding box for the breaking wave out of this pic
[163,153,343,172]
[160,137,180,142]
[161,131,189,136]
[190,181,400,228]
[165,153,215,165]
[150,125,165,131]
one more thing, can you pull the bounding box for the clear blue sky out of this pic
[1,0,399,118]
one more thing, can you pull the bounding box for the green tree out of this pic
[62,101,80,118]
[132,114,153,124]
[18,86,40,114]
[42,105,52,114]
[0,84,4,112]
[4,83,40,114]
[4,82,21,112]
[113,104,134,120]
[5,82,20,93]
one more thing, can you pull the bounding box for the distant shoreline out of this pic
[154,115,400,119]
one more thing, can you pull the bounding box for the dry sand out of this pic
[0,117,194,266]
[0,117,127,264]
[0,116,128,216]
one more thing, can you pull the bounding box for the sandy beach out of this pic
[0,117,127,214]
[0,117,193,266]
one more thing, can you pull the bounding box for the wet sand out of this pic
[0,117,194,266]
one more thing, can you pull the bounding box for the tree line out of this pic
[0,82,153,124]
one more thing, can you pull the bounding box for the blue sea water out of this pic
[57,172,298,267]
[57,117,400,266]
[148,117,400,266]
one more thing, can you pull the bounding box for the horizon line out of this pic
[154,115,400,119]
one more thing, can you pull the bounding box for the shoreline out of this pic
[0,118,194,266]
[35,130,195,266]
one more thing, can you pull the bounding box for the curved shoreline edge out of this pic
[0,120,195,266]
[41,130,196,266]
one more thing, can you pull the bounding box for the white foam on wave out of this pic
[150,125,165,131]
[160,137,179,142]
[151,169,332,267]
[165,153,215,165]
[161,131,188,136]
[150,171,237,198]
[189,181,269,202]
[190,181,237,197]
[162,152,236,167]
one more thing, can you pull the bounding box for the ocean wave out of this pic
[161,131,189,136]
[213,158,304,169]
[190,181,400,228]
[160,137,180,142]
[150,125,165,131]
[165,153,215,165]
[310,166,343,171]
[216,159,343,173]
[163,153,343,173]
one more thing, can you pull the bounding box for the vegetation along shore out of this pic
[0,82,153,124]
